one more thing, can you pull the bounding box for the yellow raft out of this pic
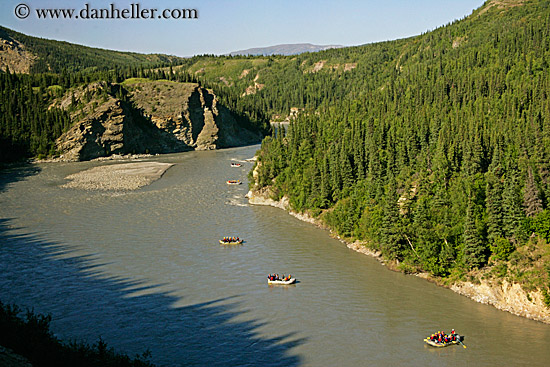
[424,334,464,348]
[267,278,296,285]
[219,239,243,245]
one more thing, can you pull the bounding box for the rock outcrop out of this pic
[0,29,36,73]
[451,280,550,324]
[54,80,263,161]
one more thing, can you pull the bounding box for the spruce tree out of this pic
[463,197,486,269]
[485,172,504,243]
[502,170,526,242]
[524,166,543,217]
[380,177,404,260]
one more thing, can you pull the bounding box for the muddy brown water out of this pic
[1,145,549,366]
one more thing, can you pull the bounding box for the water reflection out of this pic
[1,146,550,367]
[0,163,41,193]
[0,218,305,366]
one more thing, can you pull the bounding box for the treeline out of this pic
[0,301,155,366]
[185,42,404,119]
[0,26,184,74]
[0,72,71,161]
[0,64,270,162]
[182,2,550,124]
[254,1,550,277]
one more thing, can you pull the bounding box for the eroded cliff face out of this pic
[0,30,36,74]
[451,280,550,324]
[128,80,262,150]
[54,80,262,161]
[53,82,186,161]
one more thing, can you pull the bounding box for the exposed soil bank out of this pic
[247,186,550,325]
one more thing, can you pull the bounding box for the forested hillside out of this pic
[0,26,184,73]
[1,0,549,294]
[248,0,550,292]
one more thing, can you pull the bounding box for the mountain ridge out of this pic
[0,25,186,74]
[229,43,344,56]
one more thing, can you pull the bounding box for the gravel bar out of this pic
[62,162,174,191]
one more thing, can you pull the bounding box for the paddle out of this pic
[456,335,467,349]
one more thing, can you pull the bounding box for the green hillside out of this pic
[0,29,270,161]
[247,0,550,291]
[0,26,185,73]
[1,0,549,296]
[179,1,550,121]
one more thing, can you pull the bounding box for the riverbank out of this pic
[62,162,174,191]
[246,186,550,325]
[0,302,155,367]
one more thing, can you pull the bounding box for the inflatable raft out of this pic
[267,278,296,285]
[219,239,243,245]
[424,335,464,348]
[226,180,242,185]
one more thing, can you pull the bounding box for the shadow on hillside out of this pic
[0,163,41,193]
[0,218,304,366]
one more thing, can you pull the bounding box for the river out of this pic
[1,145,549,366]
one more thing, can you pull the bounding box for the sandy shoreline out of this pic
[62,162,174,191]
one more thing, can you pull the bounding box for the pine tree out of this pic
[485,172,504,242]
[524,166,543,217]
[502,170,526,242]
[380,177,404,260]
[463,197,486,269]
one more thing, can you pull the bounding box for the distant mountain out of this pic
[229,43,344,56]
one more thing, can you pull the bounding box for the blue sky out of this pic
[0,0,485,56]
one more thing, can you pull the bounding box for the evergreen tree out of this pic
[380,177,404,260]
[463,197,486,269]
[524,166,543,217]
[502,170,526,242]
[485,171,505,242]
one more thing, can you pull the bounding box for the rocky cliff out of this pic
[0,28,36,73]
[54,80,263,161]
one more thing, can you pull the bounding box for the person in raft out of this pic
[430,330,458,344]
[450,329,457,341]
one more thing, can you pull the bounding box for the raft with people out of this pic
[230,163,242,167]
[267,274,296,285]
[424,329,466,348]
[226,180,242,185]
[219,237,243,245]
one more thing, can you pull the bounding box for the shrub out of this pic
[490,237,515,261]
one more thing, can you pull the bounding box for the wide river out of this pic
[1,145,549,366]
